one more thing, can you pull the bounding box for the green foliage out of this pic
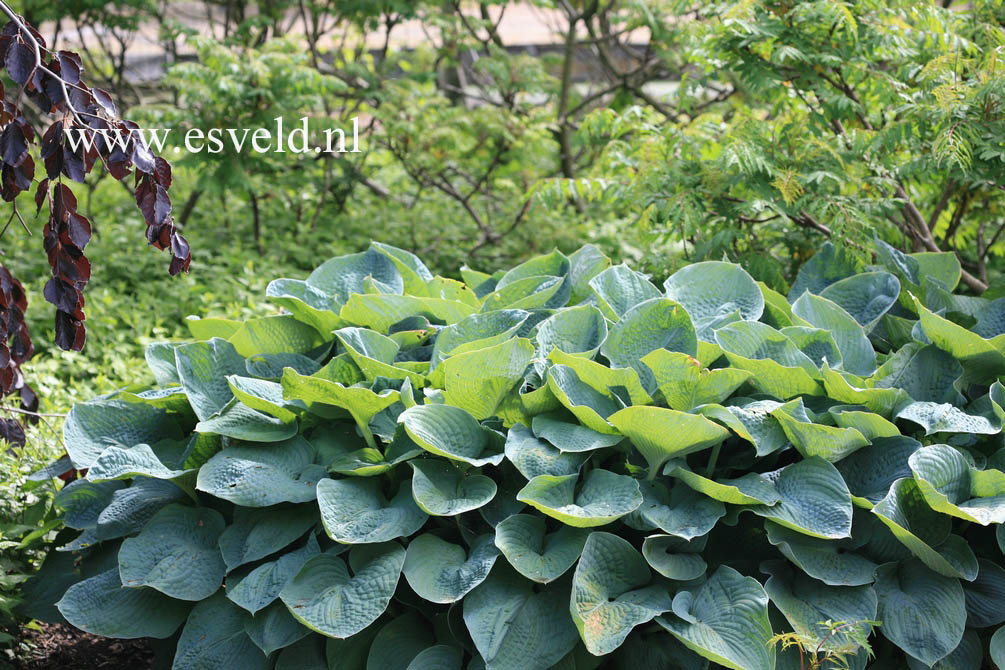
[28,240,1005,668]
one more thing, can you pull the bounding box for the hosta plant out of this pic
[22,240,1005,669]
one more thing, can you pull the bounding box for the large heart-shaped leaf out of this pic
[504,424,589,480]
[317,478,427,544]
[792,291,876,375]
[608,406,729,478]
[641,350,751,411]
[516,469,642,527]
[64,398,184,469]
[226,536,321,615]
[402,534,498,603]
[398,403,504,466]
[196,437,325,506]
[439,337,535,419]
[909,444,1005,525]
[751,457,852,539]
[663,261,763,340]
[492,514,589,583]
[715,322,821,399]
[588,264,661,320]
[819,271,900,331]
[601,298,697,386]
[218,505,317,571]
[409,459,497,515]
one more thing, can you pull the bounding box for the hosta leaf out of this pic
[505,423,589,479]
[820,364,910,418]
[873,478,977,580]
[608,406,729,478]
[658,565,775,670]
[266,278,344,336]
[764,522,877,586]
[545,364,621,434]
[547,349,652,406]
[588,263,661,320]
[281,542,405,638]
[482,275,568,311]
[641,350,751,411]
[94,479,189,542]
[788,242,858,300]
[909,444,1005,525]
[365,612,433,670]
[835,436,921,506]
[534,305,607,357]
[306,248,403,302]
[762,560,877,652]
[780,326,843,369]
[905,629,982,670]
[371,241,433,290]
[229,315,323,357]
[874,559,966,667]
[195,398,299,442]
[695,398,788,457]
[54,478,123,529]
[827,405,899,441]
[665,462,779,505]
[567,244,611,303]
[641,535,707,581]
[751,457,852,539]
[146,341,181,385]
[218,505,317,571]
[64,398,184,469]
[819,271,900,331]
[516,469,642,527]
[792,291,876,375]
[172,593,267,669]
[770,398,869,462]
[962,559,1005,628]
[409,459,497,515]
[600,297,698,386]
[896,401,1000,436]
[914,298,1005,381]
[406,646,463,670]
[430,310,530,369]
[872,343,964,405]
[571,532,671,655]
[226,375,301,423]
[340,293,475,332]
[57,569,191,639]
[403,534,499,603]
[196,437,326,506]
[86,443,191,484]
[335,327,425,386]
[440,338,535,419]
[496,249,570,289]
[398,403,505,467]
[715,322,821,399]
[631,481,725,540]
[118,504,226,601]
[531,413,623,453]
[462,564,579,670]
[246,352,320,379]
[227,536,321,615]
[245,601,311,655]
[175,338,246,421]
[493,514,589,583]
[663,261,763,340]
[317,478,427,544]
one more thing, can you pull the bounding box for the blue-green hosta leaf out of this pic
[197,437,326,506]
[496,249,570,290]
[914,298,1005,381]
[317,478,427,544]
[792,292,876,375]
[493,514,589,583]
[663,261,764,340]
[306,248,403,302]
[788,242,858,300]
[762,560,877,653]
[962,559,1005,628]
[835,436,921,506]
[244,600,311,656]
[531,413,623,453]
[504,423,589,479]
[54,479,123,529]
[64,398,184,469]
[546,364,621,434]
[827,405,899,441]
[601,298,698,387]
[186,315,242,340]
[641,534,707,581]
[463,564,579,670]
[439,338,535,419]
[658,565,775,670]
[266,278,344,336]
[516,469,642,527]
[370,241,434,292]
[94,479,189,542]
[608,406,729,478]
[872,343,964,405]
[281,542,405,638]
[227,536,321,615]
[430,310,529,370]
[770,399,869,462]
[403,534,499,603]
[406,646,463,670]
[118,504,226,601]
[145,341,180,385]
[482,275,568,311]
[571,532,672,655]
[340,293,475,332]
[409,459,497,516]
[229,315,324,358]
[246,352,321,379]
[751,458,852,539]
[760,282,795,329]
[534,305,607,358]
[896,401,1000,436]
[172,593,267,669]
[764,522,877,586]
[195,398,299,442]
[820,364,910,418]
[218,505,317,571]
[548,348,653,406]
[874,559,966,667]
[779,326,842,369]
[695,398,788,457]
[86,443,192,484]
[398,403,505,466]
[335,327,425,386]
[610,630,711,670]
[365,611,434,670]
[641,350,751,411]
[57,569,191,639]
[665,462,779,505]
[872,478,978,580]
[567,244,611,303]
[226,375,302,423]
[994,627,1005,669]
[913,251,962,291]
[908,445,1005,525]
[630,481,725,540]
[905,629,982,670]
[819,271,900,331]
[589,263,661,320]
[715,322,821,399]
[174,338,246,421]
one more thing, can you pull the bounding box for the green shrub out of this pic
[25,240,1005,669]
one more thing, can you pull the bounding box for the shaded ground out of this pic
[13,623,153,670]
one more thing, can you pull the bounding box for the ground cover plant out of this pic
[24,240,1005,669]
